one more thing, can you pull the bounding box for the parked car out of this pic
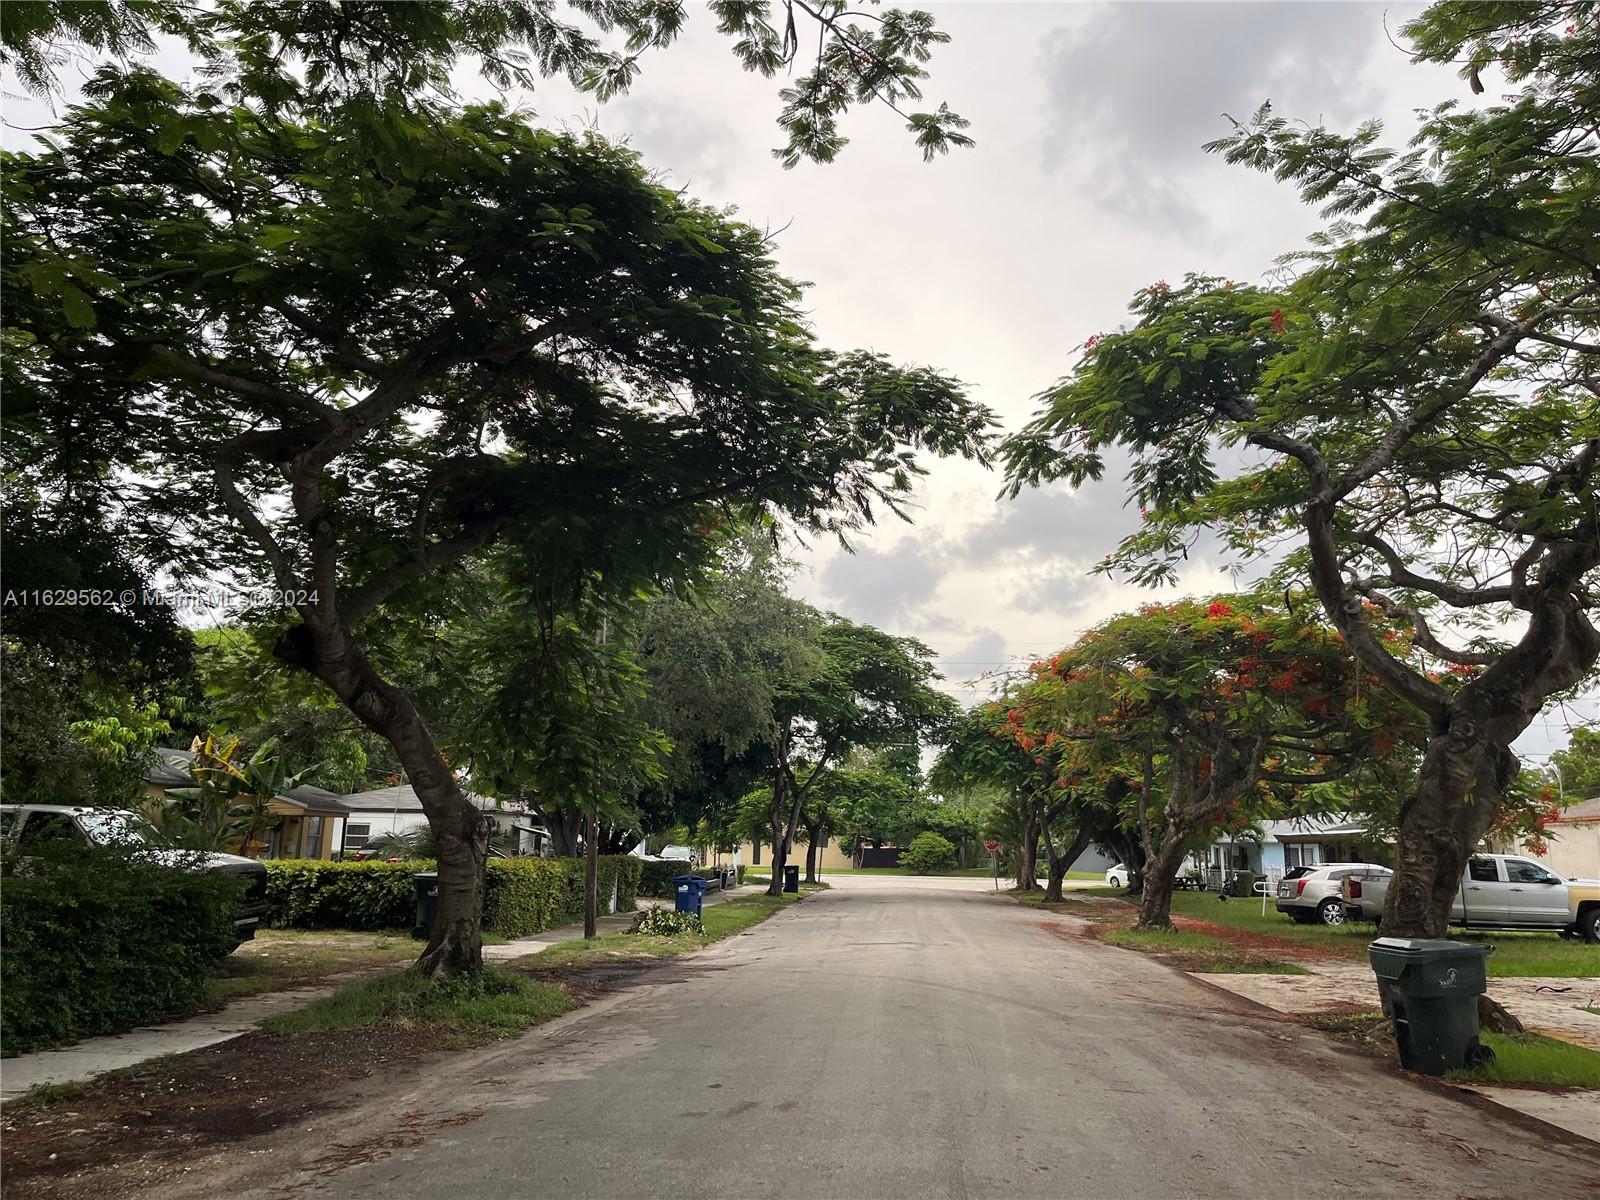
[0,803,270,945]
[1275,862,1392,925]
[1341,854,1600,942]
[1105,863,1128,887]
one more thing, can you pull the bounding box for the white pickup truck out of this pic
[1340,853,1600,942]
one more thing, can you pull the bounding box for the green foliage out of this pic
[900,831,957,874]
[1,845,243,1055]
[264,856,643,937]
[631,908,705,937]
[1,1,969,168]
[1548,725,1600,800]
[636,858,693,898]
[264,860,420,931]
[262,966,574,1038]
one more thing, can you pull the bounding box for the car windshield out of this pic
[78,810,169,848]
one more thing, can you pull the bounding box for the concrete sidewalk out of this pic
[0,985,336,1103]
[1192,961,1600,1051]
[1,883,757,1104]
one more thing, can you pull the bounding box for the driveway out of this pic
[193,879,1600,1199]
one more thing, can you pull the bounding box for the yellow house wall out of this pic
[1537,824,1600,880]
[730,838,856,872]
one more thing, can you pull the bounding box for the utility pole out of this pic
[584,610,608,940]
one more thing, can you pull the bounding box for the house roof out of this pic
[147,747,197,787]
[1554,796,1600,825]
[341,783,525,815]
[146,748,354,814]
[1214,815,1369,844]
[279,784,355,815]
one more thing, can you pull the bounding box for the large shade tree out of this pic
[761,615,956,895]
[4,77,991,974]
[1002,4,1598,937]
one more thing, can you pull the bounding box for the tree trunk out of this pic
[537,805,584,857]
[803,821,821,884]
[1382,724,1516,937]
[1137,828,1190,930]
[584,808,599,939]
[1014,806,1040,891]
[1044,829,1092,904]
[275,623,488,978]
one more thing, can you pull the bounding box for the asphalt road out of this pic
[228,876,1600,1199]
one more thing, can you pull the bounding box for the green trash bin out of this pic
[1368,937,1494,1076]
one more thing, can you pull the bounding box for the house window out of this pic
[302,816,324,858]
[345,822,371,849]
[1284,843,1321,870]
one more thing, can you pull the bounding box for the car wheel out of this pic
[1317,898,1345,926]
[1581,907,1600,945]
[1109,874,1124,888]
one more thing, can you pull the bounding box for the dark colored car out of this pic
[0,804,270,946]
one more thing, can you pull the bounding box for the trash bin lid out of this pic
[1369,936,1493,958]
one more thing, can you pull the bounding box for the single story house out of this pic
[340,784,546,856]
[145,747,354,859]
[1187,815,1390,887]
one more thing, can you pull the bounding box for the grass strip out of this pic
[261,965,574,1039]
[1099,926,1310,975]
[525,889,808,968]
[1450,1031,1600,1089]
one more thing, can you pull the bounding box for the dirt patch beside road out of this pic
[0,955,690,1200]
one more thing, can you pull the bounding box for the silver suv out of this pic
[1275,862,1391,926]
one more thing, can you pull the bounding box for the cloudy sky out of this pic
[6,2,1591,765]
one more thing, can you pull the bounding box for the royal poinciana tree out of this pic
[4,74,990,974]
[1007,597,1425,929]
[1003,5,1598,937]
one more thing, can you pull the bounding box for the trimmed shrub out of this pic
[265,859,417,930]
[1,847,243,1055]
[901,832,958,875]
[638,858,692,898]
[483,857,587,937]
[266,855,643,937]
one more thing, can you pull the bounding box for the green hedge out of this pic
[635,861,746,898]
[1,848,243,1056]
[265,856,643,937]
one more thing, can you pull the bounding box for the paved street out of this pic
[217,877,1599,1199]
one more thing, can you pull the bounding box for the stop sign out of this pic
[985,840,1000,852]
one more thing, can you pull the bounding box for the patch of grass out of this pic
[209,930,421,1002]
[1154,892,1600,978]
[519,891,805,969]
[1584,1006,1600,1016]
[1099,926,1310,975]
[262,966,574,1039]
[1451,1031,1600,1089]
[6,1081,88,1113]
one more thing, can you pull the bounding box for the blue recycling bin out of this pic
[674,873,707,917]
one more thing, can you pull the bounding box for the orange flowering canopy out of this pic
[1006,592,1428,828]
